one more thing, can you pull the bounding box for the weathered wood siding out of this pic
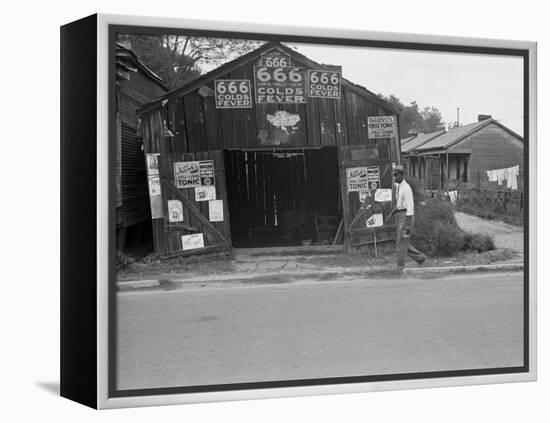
[449,123,524,182]
[118,71,166,227]
[148,59,398,154]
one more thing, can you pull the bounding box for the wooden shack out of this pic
[115,42,168,249]
[402,116,523,191]
[137,42,401,257]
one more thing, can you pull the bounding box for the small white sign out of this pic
[146,153,160,176]
[181,233,204,250]
[195,186,216,202]
[366,213,383,228]
[167,200,184,223]
[209,200,224,222]
[148,176,162,197]
[374,189,392,202]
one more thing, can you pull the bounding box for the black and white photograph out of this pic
[5,0,548,419]
[111,26,529,396]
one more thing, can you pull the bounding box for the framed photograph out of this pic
[60,13,537,409]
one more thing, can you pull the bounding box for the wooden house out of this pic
[115,42,168,249]
[137,42,402,257]
[401,116,524,191]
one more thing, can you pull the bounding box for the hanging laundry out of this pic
[448,190,458,205]
[486,165,520,190]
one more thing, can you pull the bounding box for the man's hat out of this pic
[393,164,405,175]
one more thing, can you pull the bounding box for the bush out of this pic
[412,198,465,257]
[462,232,495,253]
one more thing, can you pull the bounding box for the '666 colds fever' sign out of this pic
[214,80,252,109]
[254,65,307,104]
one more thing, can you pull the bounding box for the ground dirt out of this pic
[454,211,524,255]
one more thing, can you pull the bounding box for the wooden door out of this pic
[338,145,396,250]
[149,150,232,258]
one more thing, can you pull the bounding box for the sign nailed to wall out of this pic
[258,50,291,67]
[308,70,341,99]
[174,161,201,188]
[368,116,396,139]
[174,160,215,189]
[254,66,306,104]
[199,160,215,185]
[346,166,381,192]
[214,80,252,109]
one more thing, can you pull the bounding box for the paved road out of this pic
[116,273,524,390]
[455,211,524,254]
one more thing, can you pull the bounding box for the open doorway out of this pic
[225,147,341,248]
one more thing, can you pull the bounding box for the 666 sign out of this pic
[308,70,341,99]
[214,80,252,109]
[254,66,306,104]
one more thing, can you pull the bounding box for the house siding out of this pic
[449,122,523,185]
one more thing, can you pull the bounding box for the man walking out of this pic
[387,165,426,269]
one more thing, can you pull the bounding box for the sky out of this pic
[288,42,524,136]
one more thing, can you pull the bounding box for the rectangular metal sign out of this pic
[214,79,252,109]
[307,70,341,99]
[174,161,201,189]
[254,66,306,104]
[368,116,397,139]
[347,166,380,192]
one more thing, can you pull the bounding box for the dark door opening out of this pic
[225,147,341,248]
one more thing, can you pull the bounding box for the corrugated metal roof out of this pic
[401,130,446,153]
[416,120,492,151]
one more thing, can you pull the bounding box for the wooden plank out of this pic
[319,98,336,146]
[306,97,320,146]
[183,93,207,152]
[334,91,349,146]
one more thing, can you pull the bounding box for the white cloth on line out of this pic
[486,165,519,190]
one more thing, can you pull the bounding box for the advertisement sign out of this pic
[174,161,201,188]
[195,186,216,202]
[367,166,381,190]
[209,200,224,222]
[199,160,215,186]
[347,166,380,192]
[254,66,306,104]
[346,167,368,192]
[366,213,383,228]
[214,80,252,109]
[307,70,341,99]
[167,200,184,223]
[259,50,291,67]
[374,188,392,202]
[146,153,160,176]
[147,176,164,219]
[181,233,205,251]
[368,116,396,139]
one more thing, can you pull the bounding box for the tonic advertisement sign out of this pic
[214,80,252,109]
[347,166,380,192]
[307,70,341,99]
[254,66,306,104]
[174,161,201,188]
[368,116,396,139]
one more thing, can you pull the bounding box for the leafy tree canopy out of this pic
[117,34,264,89]
[379,94,445,137]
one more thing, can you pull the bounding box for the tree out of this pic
[117,34,264,89]
[378,94,444,136]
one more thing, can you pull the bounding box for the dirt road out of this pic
[454,212,524,254]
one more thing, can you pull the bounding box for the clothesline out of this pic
[486,165,519,190]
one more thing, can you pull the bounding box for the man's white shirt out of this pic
[396,179,414,216]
